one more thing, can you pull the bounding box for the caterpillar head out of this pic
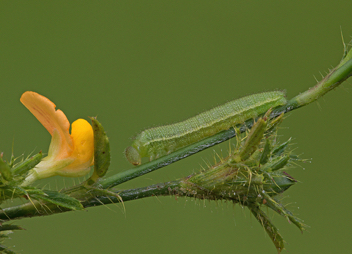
[125,146,141,166]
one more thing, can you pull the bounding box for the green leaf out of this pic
[32,190,83,211]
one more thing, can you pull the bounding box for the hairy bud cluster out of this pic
[176,111,305,253]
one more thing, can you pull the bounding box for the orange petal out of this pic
[20,91,73,151]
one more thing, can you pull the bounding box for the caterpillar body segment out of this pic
[125,91,287,165]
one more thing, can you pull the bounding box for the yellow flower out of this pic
[21,91,94,185]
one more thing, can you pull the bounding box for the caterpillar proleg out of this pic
[125,91,287,165]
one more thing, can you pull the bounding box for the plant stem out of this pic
[289,58,352,109]
[0,181,180,221]
[84,181,180,208]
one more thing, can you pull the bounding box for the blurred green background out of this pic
[1,1,352,253]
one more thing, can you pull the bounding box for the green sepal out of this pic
[268,172,296,194]
[233,111,270,163]
[264,195,305,233]
[90,117,110,179]
[31,190,83,211]
[260,155,290,173]
[0,224,23,254]
[0,244,16,254]
[9,144,15,168]
[260,138,271,164]
[0,224,24,232]
[272,138,291,156]
[0,235,10,240]
[289,154,300,161]
[271,155,290,171]
[249,205,284,253]
[239,118,267,161]
[0,186,48,204]
[0,157,12,181]
[13,186,47,197]
[11,152,42,176]
[265,112,284,135]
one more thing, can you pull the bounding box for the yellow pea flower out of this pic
[20,91,94,186]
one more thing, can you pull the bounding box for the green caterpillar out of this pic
[125,91,287,165]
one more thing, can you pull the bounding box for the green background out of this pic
[1,1,352,253]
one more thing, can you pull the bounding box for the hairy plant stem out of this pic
[0,181,180,221]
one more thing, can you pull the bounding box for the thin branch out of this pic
[0,181,180,221]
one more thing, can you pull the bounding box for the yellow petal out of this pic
[20,91,73,157]
[56,119,94,176]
